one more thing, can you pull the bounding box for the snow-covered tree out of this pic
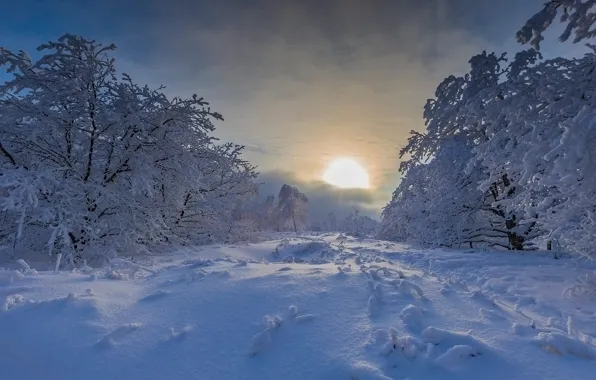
[380,136,494,248]
[381,3,596,257]
[0,35,258,266]
[326,212,337,231]
[277,184,309,233]
[259,195,280,230]
[514,1,596,258]
[539,106,596,257]
[339,208,379,237]
[383,45,596,256]
[518,0,596,49]
[392,51,541,250]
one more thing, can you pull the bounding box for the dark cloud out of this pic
[2,0,582,214]
[242,144,271,155]
[257,170,383,221]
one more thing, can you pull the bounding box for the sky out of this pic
[0,0,587,221]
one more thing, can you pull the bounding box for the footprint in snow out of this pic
[533,331,596,360]
[248,315,282,356]
[249,306,316,356]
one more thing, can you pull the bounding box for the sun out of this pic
[323,158,370,189]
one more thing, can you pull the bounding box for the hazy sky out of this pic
[0,0,586,220]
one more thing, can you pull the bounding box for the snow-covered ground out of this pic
[1,234,596,379]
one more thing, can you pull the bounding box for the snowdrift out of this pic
[1,235,595,380]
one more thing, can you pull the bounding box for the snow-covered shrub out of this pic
[338,208,379,237]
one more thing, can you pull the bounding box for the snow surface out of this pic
[1,234,596,379]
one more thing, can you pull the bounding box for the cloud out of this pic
[257,170,385,221]
[3,0,576,213]
[116,0,495,202]
[242,144,271,155]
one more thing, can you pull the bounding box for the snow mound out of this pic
[533,332,596,360]
[511,322,545,336]
[349,362,393,380]
[16,259,38,276]
[0,270,25,285]
[2,294,27,311]
[271,239,340,263]
[444,277,469,292]
[288,304,298,317]
[364,265,405,281]
[393,279,425,299]
[1,237,594,379]
[563,273,596,299]
[380,328,426,360]
[435,344,481,368]
[421,326,483,349]
[400,304,424,329]
[105,258,157,280]
[367,295,382,317]
[181,257,214,268]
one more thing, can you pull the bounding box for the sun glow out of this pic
[322,158,370,189]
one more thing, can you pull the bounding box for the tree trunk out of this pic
[292,214,297,233]
[505,215,525,250]
[507,232,525,250]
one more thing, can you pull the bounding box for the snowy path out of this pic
[1,235,595,379]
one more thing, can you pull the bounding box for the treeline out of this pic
[246,185,379,237]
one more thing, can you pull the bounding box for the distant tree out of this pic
[277,184,309,233]
[253,195,280,231]
[341,208,379,237]
[327,212,337,231]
